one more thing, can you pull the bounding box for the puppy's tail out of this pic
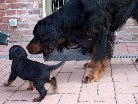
[49,59,65,70]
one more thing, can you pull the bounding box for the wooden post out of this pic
[45,0,52,16]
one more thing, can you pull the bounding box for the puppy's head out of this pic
[9,45,28,60]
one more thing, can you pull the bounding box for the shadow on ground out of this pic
[44,48,91,61]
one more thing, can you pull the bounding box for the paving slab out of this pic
[0,42,138,104]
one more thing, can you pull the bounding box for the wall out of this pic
[0,0,138,42]
[0,0,42,42]
[117,19,138,42]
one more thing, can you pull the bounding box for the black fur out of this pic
[4,45,64,102]
[57,23,92,55]
[81,0,138,62]
[26,0,138,81]
[27,0,85,58]
[71,39,92,55]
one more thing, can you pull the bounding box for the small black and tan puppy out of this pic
[3,45,64,102]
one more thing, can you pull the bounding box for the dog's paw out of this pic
[33,97,41,102]
[84,76,99,83]
[3,82,9,87]
[84,63,94,68]
[135,58,138,63]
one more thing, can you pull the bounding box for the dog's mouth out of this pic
[26,43,42,54]
[27,39,62,58]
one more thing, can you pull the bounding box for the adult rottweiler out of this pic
[27,0,138,83]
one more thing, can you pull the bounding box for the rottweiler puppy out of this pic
[3,45,64,102]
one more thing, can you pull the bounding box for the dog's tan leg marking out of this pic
[84,42,96,68]
[49,71,53,80]
[101,59,109,72]
[3,80,14,87]
[27,81,34,90]
[85,61,102,83]
[84,59,95,68]
[51,77,57,91]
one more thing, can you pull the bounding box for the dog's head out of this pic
[26,17,61,59]
[26,37,42,54]
[9,45,28,60]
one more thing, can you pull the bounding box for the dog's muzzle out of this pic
[26,43,42,54]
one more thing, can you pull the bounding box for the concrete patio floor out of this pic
[0,42,138,104]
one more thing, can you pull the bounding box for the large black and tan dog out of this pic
[27,0,138,83]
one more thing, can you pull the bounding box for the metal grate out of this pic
[112,55,138,58]
[0,55,43,59]
[28,55,43,59]
[0,55,138,59]
[52,0,70,12]
[0,55,9,59]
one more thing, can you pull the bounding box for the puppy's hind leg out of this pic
[51,77,57,91]
[33,81,47,102]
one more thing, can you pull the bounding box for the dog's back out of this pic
[9,45,63,80]
[12,58,64,80]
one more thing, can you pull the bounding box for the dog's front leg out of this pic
[84,59,110,83]
[84,42,96,68]
[101,59,109,72]
[3,80,15,87]
[84,28,109,83]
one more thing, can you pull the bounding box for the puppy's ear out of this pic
[22,48,28,57]
[9,50,15,60]
[17,46,28,58]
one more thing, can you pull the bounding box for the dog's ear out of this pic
[17,46,28,58]
[9,45,28,60]
[21,48,28,57]
[9,48,15,60]
[41,39,57,59]
[35,19,61,40]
